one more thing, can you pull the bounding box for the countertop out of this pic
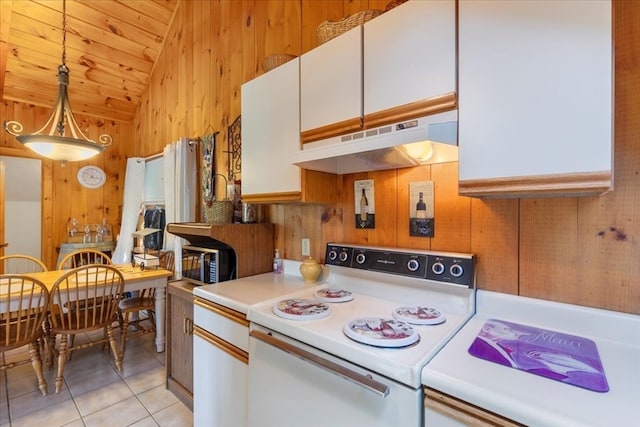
[422,290,640,427]
[192,259,326,314]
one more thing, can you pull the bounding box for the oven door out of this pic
[248,325,422,427]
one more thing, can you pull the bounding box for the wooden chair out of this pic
[0,254,48,274]
[0,275,49,396]
[118,250,174,358]
[46,265,124,393]
[57,249,112,270]
[56,250,112,356]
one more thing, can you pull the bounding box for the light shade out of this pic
[17,134,104,162]
[3,56,111,163]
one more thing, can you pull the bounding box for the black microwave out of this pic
[181,245,236,284]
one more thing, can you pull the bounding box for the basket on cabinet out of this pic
[261,53,298,72]
[316,9,384,45]
[385,0,408,11]
[205,201,233,225]
[204,173,233,224]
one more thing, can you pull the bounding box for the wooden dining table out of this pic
[22,265,172,353]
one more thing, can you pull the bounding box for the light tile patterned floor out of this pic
[0,328,192,427]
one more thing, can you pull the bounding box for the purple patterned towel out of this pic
[468,319,609,392]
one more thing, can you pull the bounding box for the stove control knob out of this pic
[431,261,445,275]
[327,249,338,261]
[355,252,366,265]
[450,264,464,278]
[407,259,420,272]
[339,251,349,262]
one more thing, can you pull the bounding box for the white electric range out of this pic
[246,243,476,427]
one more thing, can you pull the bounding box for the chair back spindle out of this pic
[57,250,112,270]
[49,265,122,331]
[0,255,48,274]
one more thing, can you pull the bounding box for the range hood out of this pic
[293,110,458,174]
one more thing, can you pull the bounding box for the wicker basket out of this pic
[204,173,233,224]
[385,0,408,11]
[262,53,297,72]
[205,201,234,224]
[316,9,384,45]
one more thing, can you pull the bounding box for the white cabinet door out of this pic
[300,26,362,136]
[194,331,248,427]
[458,0,612,197]
[241,58,301,198]
[364,0,456,116]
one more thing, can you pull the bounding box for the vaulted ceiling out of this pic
[0,0,179,123]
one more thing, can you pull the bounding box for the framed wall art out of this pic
[409,181,434,237]
[354,179,375,229]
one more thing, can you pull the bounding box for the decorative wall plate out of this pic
[77,165,106,189]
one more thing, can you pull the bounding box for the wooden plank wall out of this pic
[1,1,638,315]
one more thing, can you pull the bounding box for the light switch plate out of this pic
[301,238,311,257]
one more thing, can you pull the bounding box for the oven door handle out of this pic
[250,329,390,398]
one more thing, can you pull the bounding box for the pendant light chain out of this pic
[56,0,68,137]
[62,0,66,66]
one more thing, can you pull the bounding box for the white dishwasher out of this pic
[191,264,323,427]
[193,296,249,427]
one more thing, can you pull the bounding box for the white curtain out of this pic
[112,158,145,264]
[163,138,198,278]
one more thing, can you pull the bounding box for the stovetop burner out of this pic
[272,299,332,320]
[344,317,420,348]
[314,288,354,302]
[392,306,446,325]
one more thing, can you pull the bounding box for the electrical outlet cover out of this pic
[302,238,311,256]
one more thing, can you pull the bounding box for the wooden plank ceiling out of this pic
[0,0,179,122]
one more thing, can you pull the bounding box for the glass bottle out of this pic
[359,188,369,222]
[416,192,427,219]
[68,218,78,238]
[83,224,92,243]
[101,218,112,240]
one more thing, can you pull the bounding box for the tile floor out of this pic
[0,328,193,427]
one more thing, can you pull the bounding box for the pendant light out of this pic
[3,0,112,163]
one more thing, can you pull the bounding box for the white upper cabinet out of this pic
[241,59,337,204]
[300,26,363,141]
[458,0,613,197]
[300,0,457,143]
[364,0,456,123]
[241,58,301,200]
